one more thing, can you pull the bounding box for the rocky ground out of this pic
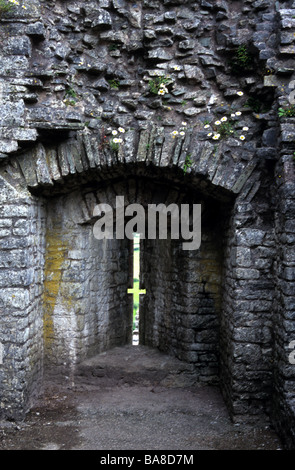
[0,345,283,451]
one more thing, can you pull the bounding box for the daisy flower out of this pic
[158,89,166,96]
[221,117,227,122]
[204,124,210,129]
[207,133,213,137]
[182,121,187,126]
[180,131,185,136]
[237,91,244,96]
[112,130,118,135]
[231,113,236,118]
[118,127,125,133]
[213,134,220,140]
[235,111,242,116]
[215,120,221,126]
[171,130,178,137]
[240,135,245,140]
[242,127,249,131]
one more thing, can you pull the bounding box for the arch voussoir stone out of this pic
[9,129,259,199]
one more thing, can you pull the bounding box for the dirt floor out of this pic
[0,345,283,451]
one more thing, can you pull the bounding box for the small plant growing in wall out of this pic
[202,91,249,143]
[244,97,263,113]
[278,105,295,118]
[229,45,255,74]
[170,121,188,140]
[149,76,171,96]
[183,154,192,174]
[108,79,120,90]
[108,43,121,52]
[109,127,126,152]
[63,87,79,106]
[204,113,248,142]
[0,0,14,15]
[0,0,27,16]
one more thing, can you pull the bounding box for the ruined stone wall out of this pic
[220,175,276,422]
[0,0,282,155]
[0,178,45,419]
[141,204,225,385]
[0,0,294,449]
[43,189,131,378]
[271,8,295,446]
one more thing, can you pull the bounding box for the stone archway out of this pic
[0,127,268,423]
[40,167,232,383]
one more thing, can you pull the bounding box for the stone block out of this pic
[183,65,205,83]
[3,37,32,57]
[91,10,113,29]
[235,268,260,280]
[236,229,265,247]
[147,48,174,61]
[0,140,18,154]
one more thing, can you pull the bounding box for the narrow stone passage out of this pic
[0,346,282,450]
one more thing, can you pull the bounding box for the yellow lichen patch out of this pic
[199,249,223,312]
[42,229,68,349]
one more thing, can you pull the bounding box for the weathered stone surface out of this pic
[0,0,293,450]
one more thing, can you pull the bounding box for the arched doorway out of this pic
[41,169,231,388]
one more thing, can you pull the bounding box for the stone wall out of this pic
[220,176,276,423]
[43,189,131,378]
[0,177,45,419]
[271,7,295,445]
[0,0,294,449]
[141,198,226,384]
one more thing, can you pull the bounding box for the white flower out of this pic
[159,86,168,94]
[242,126,249,131]
[237,91,244,96]
[213,134,220,140]
[207,133,213,137]
[113,138,122,143]
[171,130,178,136]
[215,120,221,126]
[221,117,227,122]
[118,127,125,133]
[182,121,187,126]
[112,130,118,135]
[204,124,210,129]
[231,113,236,118]
[240,135,245,140]
[180,131,185,136]
[235,111,242,116]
